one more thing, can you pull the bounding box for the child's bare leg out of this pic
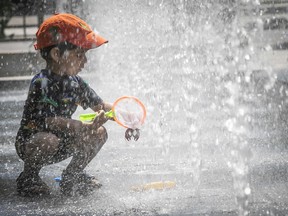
[23,132,60,169]
[17,132,60,196]
[60,126,108,195]
[65,126,107,173]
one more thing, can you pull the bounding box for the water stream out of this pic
[84,1,261,215]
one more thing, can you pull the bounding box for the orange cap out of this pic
[34,13,108,50]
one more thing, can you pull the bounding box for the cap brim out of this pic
[85,32,108,49]
[34,31,108,50]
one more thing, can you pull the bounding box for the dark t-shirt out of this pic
[16,69,103,140]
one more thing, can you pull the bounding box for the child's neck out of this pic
[46,64,66,76]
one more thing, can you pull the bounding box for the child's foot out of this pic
[60,170,102,196]
[16,172,51,197]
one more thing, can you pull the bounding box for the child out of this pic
[15,13,136,197]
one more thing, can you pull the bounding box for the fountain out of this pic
[82,0,260,214]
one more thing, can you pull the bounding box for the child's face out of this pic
[58,48,88,76]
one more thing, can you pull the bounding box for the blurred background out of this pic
[0,0,85,79]
[1,0,288,79]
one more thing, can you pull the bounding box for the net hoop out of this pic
[112,96,146,129]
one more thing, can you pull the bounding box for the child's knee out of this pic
[97,126,108,143]
[76,126,107,151]
[86,126,108,149]
[25,132,59,157]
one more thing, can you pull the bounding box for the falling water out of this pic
[85,0,264,215]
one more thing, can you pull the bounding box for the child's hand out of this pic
[91,110,108,130]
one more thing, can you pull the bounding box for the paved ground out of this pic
[1,78,288,216]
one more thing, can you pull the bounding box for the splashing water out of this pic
[85,0,268,214]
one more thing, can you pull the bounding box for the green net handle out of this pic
[79,110,115,122]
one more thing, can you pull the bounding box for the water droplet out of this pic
[244,187,251,195]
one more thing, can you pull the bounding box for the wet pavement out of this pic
[1,83,288,216]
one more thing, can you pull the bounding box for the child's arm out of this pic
[91,102,113,113]
[91,102,114,121]
[45,117,82,134]
[45,111,108,134]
